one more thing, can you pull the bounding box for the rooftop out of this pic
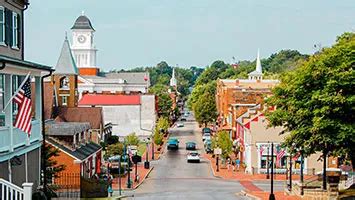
[79,94,141,106]
[80,72,150,85]
[46,121,91,136]
[54,35,78,75]
[71,15,95,31]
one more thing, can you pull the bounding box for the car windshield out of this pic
[190,152,198,156]
[203,128,211,133]
[203,133,211,136]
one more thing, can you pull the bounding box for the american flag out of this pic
[276,149,286,161]
[13,76,32,135]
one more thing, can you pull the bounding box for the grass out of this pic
[137,142,147,156]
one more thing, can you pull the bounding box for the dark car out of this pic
[167,138,179,150]
[185,142,196,150]
[181,117,187,121]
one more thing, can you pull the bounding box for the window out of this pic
[62,96,67,106]
[0,7,4,44]
[12,12,18,48]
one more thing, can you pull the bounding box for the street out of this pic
[121,115,250,199]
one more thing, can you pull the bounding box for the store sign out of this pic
[214,148,222,155]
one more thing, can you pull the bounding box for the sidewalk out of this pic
[111,163,153,190]
[205,154,302,199]
[204,154,312,181]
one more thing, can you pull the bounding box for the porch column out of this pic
[73,133,76,148]
[4,74,13,152]
[35,77,42,133]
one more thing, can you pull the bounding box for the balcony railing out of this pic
[0,120,42,153]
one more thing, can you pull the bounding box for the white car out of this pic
[202,132,211,141]
[177,122,184,127]
[187,151,200,163]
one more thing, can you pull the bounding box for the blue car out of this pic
[185,142,196,150]
[167,138,179,150]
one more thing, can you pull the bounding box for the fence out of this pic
[0,178,32,200]
[49,173,108,198]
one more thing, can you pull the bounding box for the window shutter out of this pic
[17,13,20,48]
[4,8,12,46]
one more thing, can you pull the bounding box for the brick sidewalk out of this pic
[204,154,302,199]
[111,163,152,190]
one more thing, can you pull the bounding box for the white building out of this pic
[69,13,150,98]
[78,94,156,138]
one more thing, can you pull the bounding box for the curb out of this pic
[133,166,154,190]
[240,190,261,200]
[205,154,222,179]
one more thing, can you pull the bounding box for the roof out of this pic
[54,35,78,75]
[58,107,103,129]
[0,55,53,71]
[47,138,101,161]
[81,72,150,85]
[46,121,91,136]
[71,15,95,31]
[79,94,141,106]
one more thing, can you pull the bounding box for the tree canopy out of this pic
[266,32,355,164]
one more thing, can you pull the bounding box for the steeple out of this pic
[170,67,177,87]
[256,49,262,73]
[248,49,263,80]
[54,34,78,75]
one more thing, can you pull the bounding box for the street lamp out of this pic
[144,139,150,169]
[269,142,275,200]
[124,141,132,189]
[300,149,304,195]
[266,141,270,179]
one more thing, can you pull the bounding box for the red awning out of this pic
[79,94,141,106]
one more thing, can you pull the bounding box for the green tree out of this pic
[194,91,218,127]
[211,131,233,159]
[105,142,124,159]
[188,81,216,111]
[44,144,65,182]
[126,133,140,146]
[156,117,170,133]
[149,84,173,118]
[153,128,164,145]
[266,32,355,167]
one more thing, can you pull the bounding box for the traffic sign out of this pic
[214,148,222,155]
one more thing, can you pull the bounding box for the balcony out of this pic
[0,120,42,153]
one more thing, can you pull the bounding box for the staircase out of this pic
[0,178,33,200]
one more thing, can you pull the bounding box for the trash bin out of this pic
[144,161,150,169]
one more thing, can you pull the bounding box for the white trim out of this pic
[11,12,18,49]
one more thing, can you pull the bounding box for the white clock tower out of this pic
[71,12,98,73]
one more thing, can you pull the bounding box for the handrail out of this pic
[0,178,24,192]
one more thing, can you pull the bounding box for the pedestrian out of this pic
[236,158,240,171]
[227,157,231,171]
[232,161,236,172]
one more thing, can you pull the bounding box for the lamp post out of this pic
[269,142,275,200]
[266,141,270,179]
[289,152,293,191]
[124,141,132,189]
[118,155,122,196]
[300,150,304,195]
[144,139,150,169]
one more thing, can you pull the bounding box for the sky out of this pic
[25,0,355,70]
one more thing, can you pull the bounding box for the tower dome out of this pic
[71,15,95,31]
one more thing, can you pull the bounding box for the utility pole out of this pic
[300,151,304,195]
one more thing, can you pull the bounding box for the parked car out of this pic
[202,127,211,135]
[167,138,179,150]
[204,139,213,154]
[176,122,184,127]
[202,132,211,141]
[187,151,200,163]
[185,142,196,150]
[181,117,187,121]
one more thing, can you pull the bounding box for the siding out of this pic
[0,0,24,59]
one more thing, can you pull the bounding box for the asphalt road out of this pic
[121,115,250,200]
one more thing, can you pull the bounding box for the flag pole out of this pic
[3,72,31,110]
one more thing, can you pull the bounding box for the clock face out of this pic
[77,35,86,43]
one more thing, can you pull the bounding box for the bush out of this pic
[105,142,124,159]
[126,133,140,146]
[153,130,163,146]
